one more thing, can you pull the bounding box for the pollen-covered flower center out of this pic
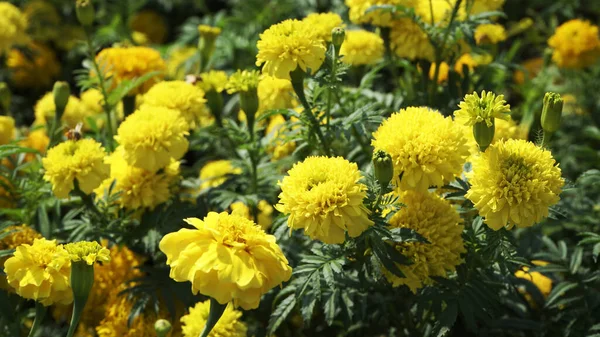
[501,155,531,184]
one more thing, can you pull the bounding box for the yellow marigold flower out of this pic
[340,30,384,66]
[0,225,42,290]
[454,53,478,75]
[167,47,198,80]
[256,19,326,80]
[515,261,552,301]
[390,18,434,61]
[197,70,228,93]
[466,139,564,230]
[301,12,344,43]
[258,75,297,111]
[198,25,222,39]
[130,10,167,44]
[0,2,28,53]
[231,200,274,231]
[95,46,166,95]
[19,129,49,162]
[95,147,180,210]
[429,62,450,83]
[469,0,505,14]
[345,0,415,27]
[514,57,543,84]
[266,114,296,160]
[4,238,73,306]
[181,301,247,337]
[372,107,470,192]
[385,191,465,292]
[415,0,466,24]
[23,0,60,42]
[475,23,507,45]
[548,19,600,69]
[0,115,15,145]
[454,90,511,127]
[42,139,110,199]
[115,106,189,172]
[33,91,89,129]
[80,89,124,128]
[6,42,60,89]
[159,212,293,310]
[199,160,242,190]
[143,81,211,129]
[225,69,260,94]
[275,156,373,244]
[64,241,110,265]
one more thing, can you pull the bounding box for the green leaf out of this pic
[431,301,458,337]
[267,294,296,335]
[106,71,162,107]
[323,289,338,326]
[545,282,578,308]
[0,145,39,159]
[0,249,15,258]
[569,247,583,274]
[388,227,429,244]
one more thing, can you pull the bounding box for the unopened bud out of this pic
[541,92,563,133]
[373,150,394,188]
[0,82,11,112]
[76,0,95,27]
[332,27,345,52]
[53,82,70,119]
[473,120,495,152]
[154,319,172,337]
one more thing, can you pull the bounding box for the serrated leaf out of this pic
[545,282,578,308]
[267,294,296,335]
[569,247,583,274]
[431,301,458,337]
[324,289,338,326]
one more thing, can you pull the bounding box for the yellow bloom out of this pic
[95,46,166,95]
[0,2,28,53]
[181,301,247,337]
[340,30,384,66]
[4,238,73,306]
[385,191,465,292]
[6,42,60,89]
[345,0,415,27]
[231,200,274,231]
[80,89,124,128]
[454,53,478,75]
[372,107,470,192]
[42,139,110,199]
[548,19,600,69]
[0,225,42,291]
[429,62,449,83]
[469,0,505,14]
[258,75,297,111]
[390,18,434,61]
[20,129,49,162]
[143,81,211,129]
[33,91,89,129]
[115,106,189,172]
[197,70,228,93]
[466,139,564,230]
[515,261,552,300]
[475,23,507,45]
[301,12,344,43]
[64,241,111,265]
[159,211,293,310]
[454,90,511,127]
[513,57,543,84]
[0,115,15,145]
[199,160,242,190]
[256,19,326,80]
[167,47,198,80]
[130,10,168,44]
[95,147,180,210]
[23,0,60,42]
[225,69,260,94]
[198,25,222,39]
[415,0,465,24]
[266,115,296,160]
[275,156,373,244]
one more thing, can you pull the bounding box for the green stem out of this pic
[72,181,101,216]
[326,44,339,131]
[541,131,552,148]
[381,28,399,86]
[290,68,332,156]
[27,302,46,337]
[199,298,227,337]
[66,262,94,337]
[122,95,136,117]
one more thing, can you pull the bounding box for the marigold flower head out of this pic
[160,211,292,310]
[257,75,297,111]
[256,19,326,80]
[415,0,466,24]
[80,89,124,128]
[167,47,197,80]
[454,90,511,127]
[197,70,228,93]
[143,81,211,129]
[231,200,274,231]
[64,241,111,265]
[6,42,60,89]
[475,23,507,45]
[95,147,180,210]
[199,160,242,190]
[266,115,296,160]
[130,10,167,44]
[181,300,247,337]
[95,46,166,95]
[513,57,543,84]
[0,115,15,145]
[390,18,434,61]
[42,139,110,199]
[33,91,89,129]
[429,62,450,83]
[385,191,465,292]
[454,53,478,75]
[372,107,470,192]
[0,2,28,53]
[548,19,600,69]
[345,0,415,26]
[301,12,344,43]
[466,139,564,230]
[469,0,505,14]
[4,238,73,306]
[18,129,48,162]
[0,225,42,251]
[340,30,384,66]
[225,69,260,94]
[275,156,373,244]
[115,106,189,172]
[515,261,552,301]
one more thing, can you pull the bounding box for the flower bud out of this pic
[332,27,345,53]
[373,150,393,188]
[541,92,563,133]
[53,81,70,119]
[0,82,11,112]
[473,120,495,152]
[154,319,172,337]
[76,0,95,27]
